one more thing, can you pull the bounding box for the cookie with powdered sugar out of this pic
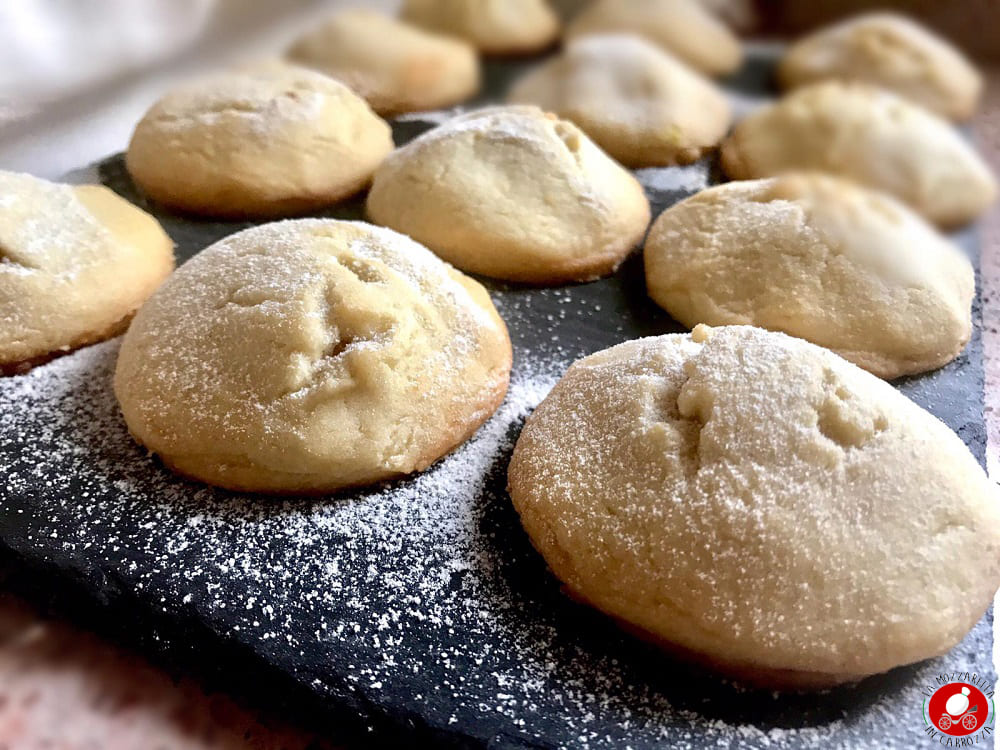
[778,12,982,122]
[565,0,742,76]
[115,219,512,494]
[644,174,974,378]
[720,81,997,227]
[0,170,174,374]
[125,62,393,218]
[366,106,651,284]
[508,324,1000,688]
[287,10,480,116]
[508,34,732,167]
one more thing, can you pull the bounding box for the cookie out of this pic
[366,106,651,284]
[565,0,742,76]
[401,0,559,56]
[508,34,731,167]
[0,171,174,374]
[115,219,511,494]
[508,324,1000,688]
[720,81,997,227]
[645,174,974,378]
[778,12,982,122]
[287,9,480,116]
[125,62,393,218]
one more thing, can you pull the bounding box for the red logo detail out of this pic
[928,683,988,736]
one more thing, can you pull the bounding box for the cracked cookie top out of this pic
[507,324,1000,687]
[644,173,974,379]
[114,219,511,493]
[366,105,651,284]
[0,170,174,372]
[507,34,732,168]
[125,61,393,218]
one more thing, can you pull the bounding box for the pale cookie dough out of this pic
[508,324,1000,688]
[125,62,393,218]
[508,34,731,167]
[565,0,743,77]
[401,0,560,56]
[115,219,511,494]
[778,12,982,122]
[644,174,974,379]
[287,9,480,116]
[720,81,998,227]
[366,106,651,284]
[0,171,174,374]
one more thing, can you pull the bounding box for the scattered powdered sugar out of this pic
[0,326,984,748]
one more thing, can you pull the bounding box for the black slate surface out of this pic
[0,53,992,749]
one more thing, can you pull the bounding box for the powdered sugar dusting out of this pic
[0,324,986,748]
[0,171,115,278]
[2,41,993,745]
[143,64,354,138]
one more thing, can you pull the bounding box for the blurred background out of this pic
[1,0,998,177]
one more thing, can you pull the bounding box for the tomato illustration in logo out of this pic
[928,683,989,736]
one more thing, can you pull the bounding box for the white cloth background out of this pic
[0,0,395,177]
[0,0,215,118]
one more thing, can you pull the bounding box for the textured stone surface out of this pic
[0,60,996,750]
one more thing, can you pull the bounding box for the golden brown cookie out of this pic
[115,219,512,494]
[508,34,731,167]
[401,0,560,56]
[0,171,174,374]
[287,10,480,116]
[644,174,974,378]
[366,106,651,284]
[565,0,742,76]
[126,62,393,218]
[778,12,982,122]
[509,324,1000,688]
[720,81,997,227]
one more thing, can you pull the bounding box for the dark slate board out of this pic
[0,52,991,749]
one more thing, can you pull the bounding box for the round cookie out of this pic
[508,324,1000,688]
[720,81,997,227]
[401,0,559,56]
[778,13,982,122]
[366,106,651,284]
[644,174,974,379]
[126,62,393,218]
[287,10,480,116]
[0,170,174,374]
[508,34,731,167]
[565,0,743,77]
[115,219,511,494]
